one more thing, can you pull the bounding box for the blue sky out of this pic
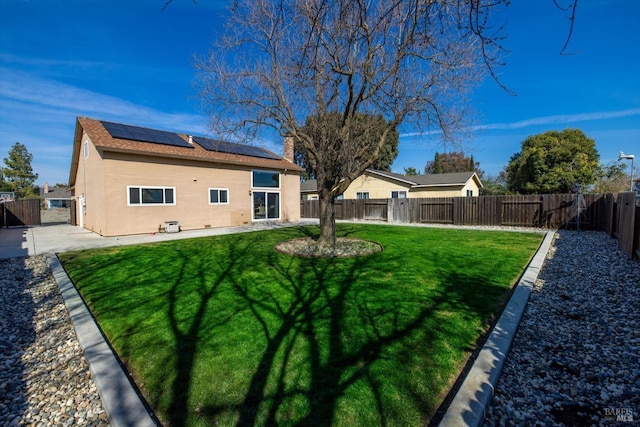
[1,0,639,186]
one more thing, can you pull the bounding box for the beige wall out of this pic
[341,173,480,199]
[300,174,481,202]
[74,144,300,236]
[410,180,480,198]
[73,132,107,233]
[343,174,411,199]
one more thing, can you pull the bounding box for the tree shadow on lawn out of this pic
[165,238,510,426]
[72,230,512,427]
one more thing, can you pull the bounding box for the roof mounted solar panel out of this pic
[192,136,282,160]
[101,120,193,148]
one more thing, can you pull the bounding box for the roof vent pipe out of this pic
[188,135,193,144]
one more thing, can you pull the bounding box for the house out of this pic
[40,183,72,208]
[300,169,483,200]
[69,117,303,237]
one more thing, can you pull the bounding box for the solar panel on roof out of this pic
[101,120,193,148]
[192,136,282,160]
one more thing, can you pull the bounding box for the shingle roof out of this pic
[300,180,318,193]
[368,170,481,187]
[40,186,72,198]
[69,117,303,185]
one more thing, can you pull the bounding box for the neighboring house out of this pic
[300,180,319,200]
[40,183,72,208]
[69,117,303,237]
[300,169,483,200]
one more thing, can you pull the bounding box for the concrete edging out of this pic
[46,254,157,427]
[437,230,556,426]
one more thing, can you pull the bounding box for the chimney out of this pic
[283,135,294,162]
[188,135,193,144]
[43,182,49,194]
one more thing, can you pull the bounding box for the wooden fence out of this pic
[301,194,613,230]
[612,192,639,260]
[301,193,639,260]
[0,199,41,227]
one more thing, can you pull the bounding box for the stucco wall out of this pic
[342,174,411,199]
[73,133,107,234]
[88,151,300,236]
[410,180,480,198]
[341,174,480,199]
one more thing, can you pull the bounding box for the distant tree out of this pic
[2,142,39,199]
[0,169,11,192]
[506,129,599,194]
[425,151,484,178]
[294,112,399,180]
[591,162,630,194]
[404,167,420,176]
[433,153,442,174]
[54,183,70,188]
[480,171,509,195]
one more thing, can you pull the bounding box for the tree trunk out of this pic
[317,186,336,248]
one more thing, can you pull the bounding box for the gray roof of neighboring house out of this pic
[300,180,319,193]
[300,170,482,192]
[368,170,481,187]
[40,186,73,199]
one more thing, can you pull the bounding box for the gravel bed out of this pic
[484,230,640,426]
[0,255,108,426]
[275,237,383,257]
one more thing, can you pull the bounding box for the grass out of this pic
[58,224,543,427]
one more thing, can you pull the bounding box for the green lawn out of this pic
[59,224,542,427]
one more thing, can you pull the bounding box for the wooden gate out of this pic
[70,199,78,226]
[1,199,41,227]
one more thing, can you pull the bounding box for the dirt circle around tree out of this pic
[275,237,384,258]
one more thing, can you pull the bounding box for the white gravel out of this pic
[484,230,640,426]
[0,255,108,426]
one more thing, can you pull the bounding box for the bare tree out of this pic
[195,0,508,247]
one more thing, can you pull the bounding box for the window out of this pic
[83,141,89,159]
[253,191,280,220]
[252,170,280,220]
[252,170,279,188]
[128,186,175,205]
[209,188,229,204]
[356,192,370,200]
[466,190,474,197]
[391,190,407,199]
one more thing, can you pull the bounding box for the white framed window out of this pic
[252,170,280,220]
[466,190,474,197]
[252,170,280,188]
[356,192,370,200]
[391,190,407,199]
[253,191,280,220]
[128,186,175,206]
[209,188,229,204]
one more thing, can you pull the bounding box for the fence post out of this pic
[616,192,636,259]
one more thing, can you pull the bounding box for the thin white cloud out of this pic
[399,108,640,138]
[475,109,640,131]
[0,53,113,70]
[0,69,211,185]
[0,67,208,133]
